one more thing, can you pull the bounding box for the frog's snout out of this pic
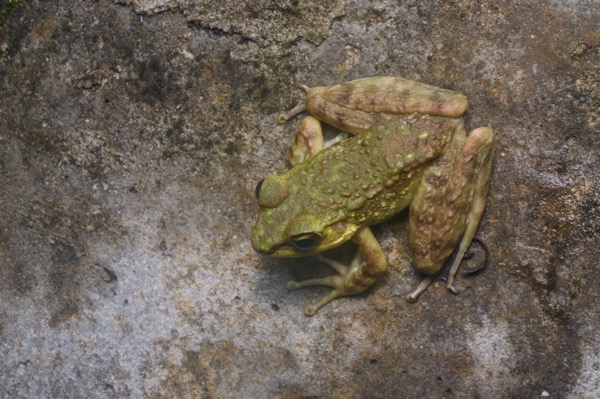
[250,226,272,254]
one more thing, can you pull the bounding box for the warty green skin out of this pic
[251,113,461,257]
[251,76,493,315]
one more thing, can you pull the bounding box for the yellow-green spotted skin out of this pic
[252,77,494,316]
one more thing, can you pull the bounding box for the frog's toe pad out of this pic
[447,284,462,295]
[302,289,344,316]
[304,304,319,317]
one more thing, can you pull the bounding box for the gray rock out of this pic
[1,1,598,398]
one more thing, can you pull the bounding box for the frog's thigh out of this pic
[409,127,494,275]
[287,116,324,166]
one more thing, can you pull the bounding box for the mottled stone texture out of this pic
[0,1,598,398]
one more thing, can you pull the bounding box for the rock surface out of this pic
[1,1,598,398]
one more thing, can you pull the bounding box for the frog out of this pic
[251,76,494,316]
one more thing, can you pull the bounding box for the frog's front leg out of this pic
[287,227,388,316]
[287,116,324,166]
[407,126,494,301]
[283,112,385,316]
[279,84,349,163]
[287,115,349,166]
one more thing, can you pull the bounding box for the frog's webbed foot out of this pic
[405,255,462,303]
[277,84,311,124]
[324,132,349,148]
[405,237,490,302]
[460,238,489,274]
[286,227,388,316]
[286,251,365,316]
[278,103,306,124]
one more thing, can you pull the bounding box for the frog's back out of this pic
[292,113,461,226]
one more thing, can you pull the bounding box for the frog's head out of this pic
[251,174,357,257]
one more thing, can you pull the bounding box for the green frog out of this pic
[251,77,494,316]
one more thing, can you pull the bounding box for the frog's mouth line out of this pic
[252,219,359,257]
[271,246,319,257]
[270,229,358,258]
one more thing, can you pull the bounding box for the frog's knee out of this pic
[468,127,494,145]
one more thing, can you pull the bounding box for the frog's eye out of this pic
[289,233,321,251]
[254,178,265,200]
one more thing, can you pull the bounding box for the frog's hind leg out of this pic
[407,126,494,301]
[442,127,494,293]
[406,239,488,302]
[278,103,306,125]
[277,84,311,124]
